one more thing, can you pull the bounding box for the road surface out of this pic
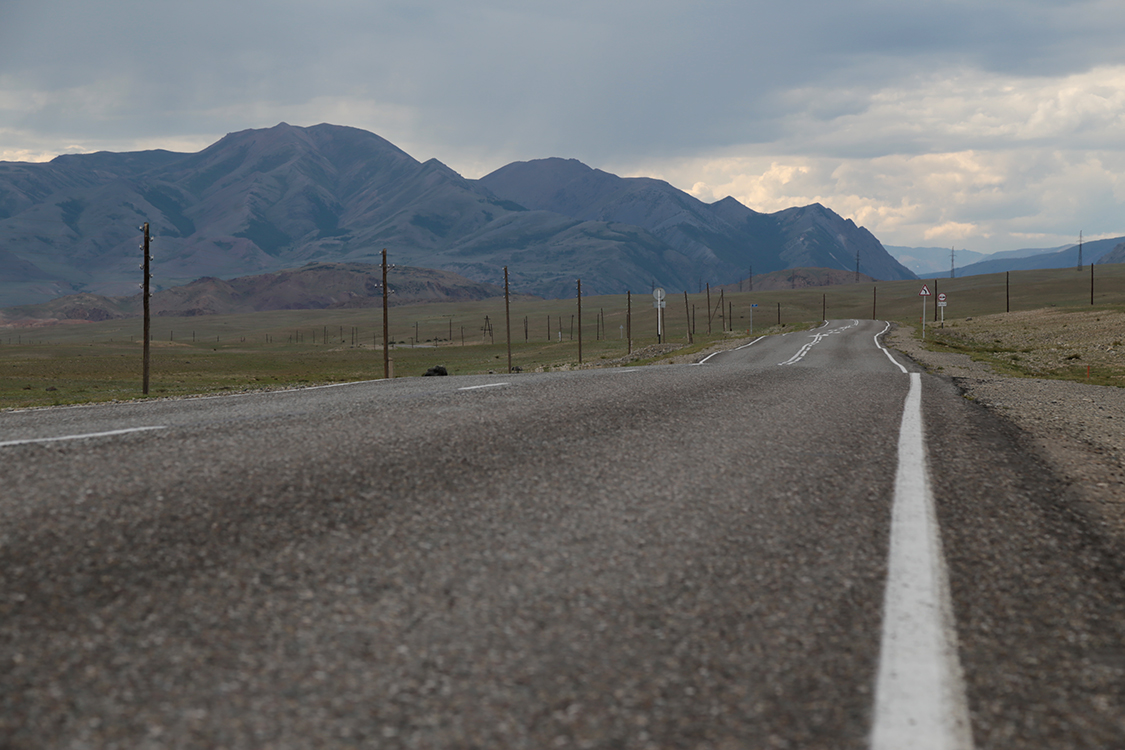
[1,320,1121,748]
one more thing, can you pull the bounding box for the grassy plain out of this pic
[3,264,1123,408]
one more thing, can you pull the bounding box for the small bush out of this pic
[423,365,448,376]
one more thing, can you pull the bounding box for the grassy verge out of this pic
[909,306,1125,388]
[6,262,1125,409]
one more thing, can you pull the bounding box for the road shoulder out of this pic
[888,323,1125,546]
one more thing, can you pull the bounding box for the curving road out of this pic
[1,321,1122,748]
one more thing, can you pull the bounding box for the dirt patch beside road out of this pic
[889,316,1125,545]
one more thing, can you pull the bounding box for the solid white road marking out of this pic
[0,426,167,448]
[457,383,510,391]
[871,373,973,750]
[875,322,909,374]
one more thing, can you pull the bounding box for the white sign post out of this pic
[751,303,758,334]
[653,288,666,342]
[919,285,931,339]
[937,292,947,328]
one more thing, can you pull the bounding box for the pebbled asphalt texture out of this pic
[0,320,1121,748]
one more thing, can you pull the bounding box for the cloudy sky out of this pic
[3,0,1124,254]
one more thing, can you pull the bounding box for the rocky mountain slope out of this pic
[479,158,914,284]
[0,123,914,305]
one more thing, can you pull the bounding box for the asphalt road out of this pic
[1,320,1122,749]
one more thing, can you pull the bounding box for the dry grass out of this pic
[921,306,1125,387]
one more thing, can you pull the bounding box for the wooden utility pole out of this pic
[706,283,712,334]
[382,249,390,378]
[576,279,582,364]
[141,222,151,394]
[684,291,692,343]
[627,291,632,354]
[504,266,512,373]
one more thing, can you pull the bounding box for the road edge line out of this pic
[0,425,167,448]
[871,372,973,750]
[875,322,909,374]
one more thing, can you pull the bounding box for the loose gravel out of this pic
[888,321,1125,544]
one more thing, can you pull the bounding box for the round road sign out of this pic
[653,288,666,302]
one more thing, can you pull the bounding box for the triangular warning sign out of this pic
[919,285,931,296]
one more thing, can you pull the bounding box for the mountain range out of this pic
[933,236,1125,277]
[884,246,988,276]
[0,123,914,306]
[888,238,1125,278]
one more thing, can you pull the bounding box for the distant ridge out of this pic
[0,263,507,325]
[919,236,1125,278]
[0,123,914,305]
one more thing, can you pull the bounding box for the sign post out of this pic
[751,303,757,334]
[937,292,947,328]
[653,288,666,343]
[919,284,931,339]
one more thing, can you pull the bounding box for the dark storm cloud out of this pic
[3,1,1125,252]
[3,0,1124,160]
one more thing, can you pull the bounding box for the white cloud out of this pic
[615,63,1125,254]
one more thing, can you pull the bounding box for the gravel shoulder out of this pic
[888,322,1125,544]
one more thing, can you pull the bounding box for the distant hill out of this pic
[0,262,506,325]
[885,246,987,276]
[0,123,914,305]
[1096,241,1125,265]
[921,236,1125,278]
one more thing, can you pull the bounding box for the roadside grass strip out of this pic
[0,425,167,448]
[871,373,973,750]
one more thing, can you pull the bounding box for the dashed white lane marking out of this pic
[871,372,973,750]
[875,322,909,374]
[457,383,510,391]
[778,320,858,366]
[0,425,167,448]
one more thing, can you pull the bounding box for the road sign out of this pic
[919,285,931,296]
[653,287,666,302]
[937,293,947,302]
[937,301,947,307]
